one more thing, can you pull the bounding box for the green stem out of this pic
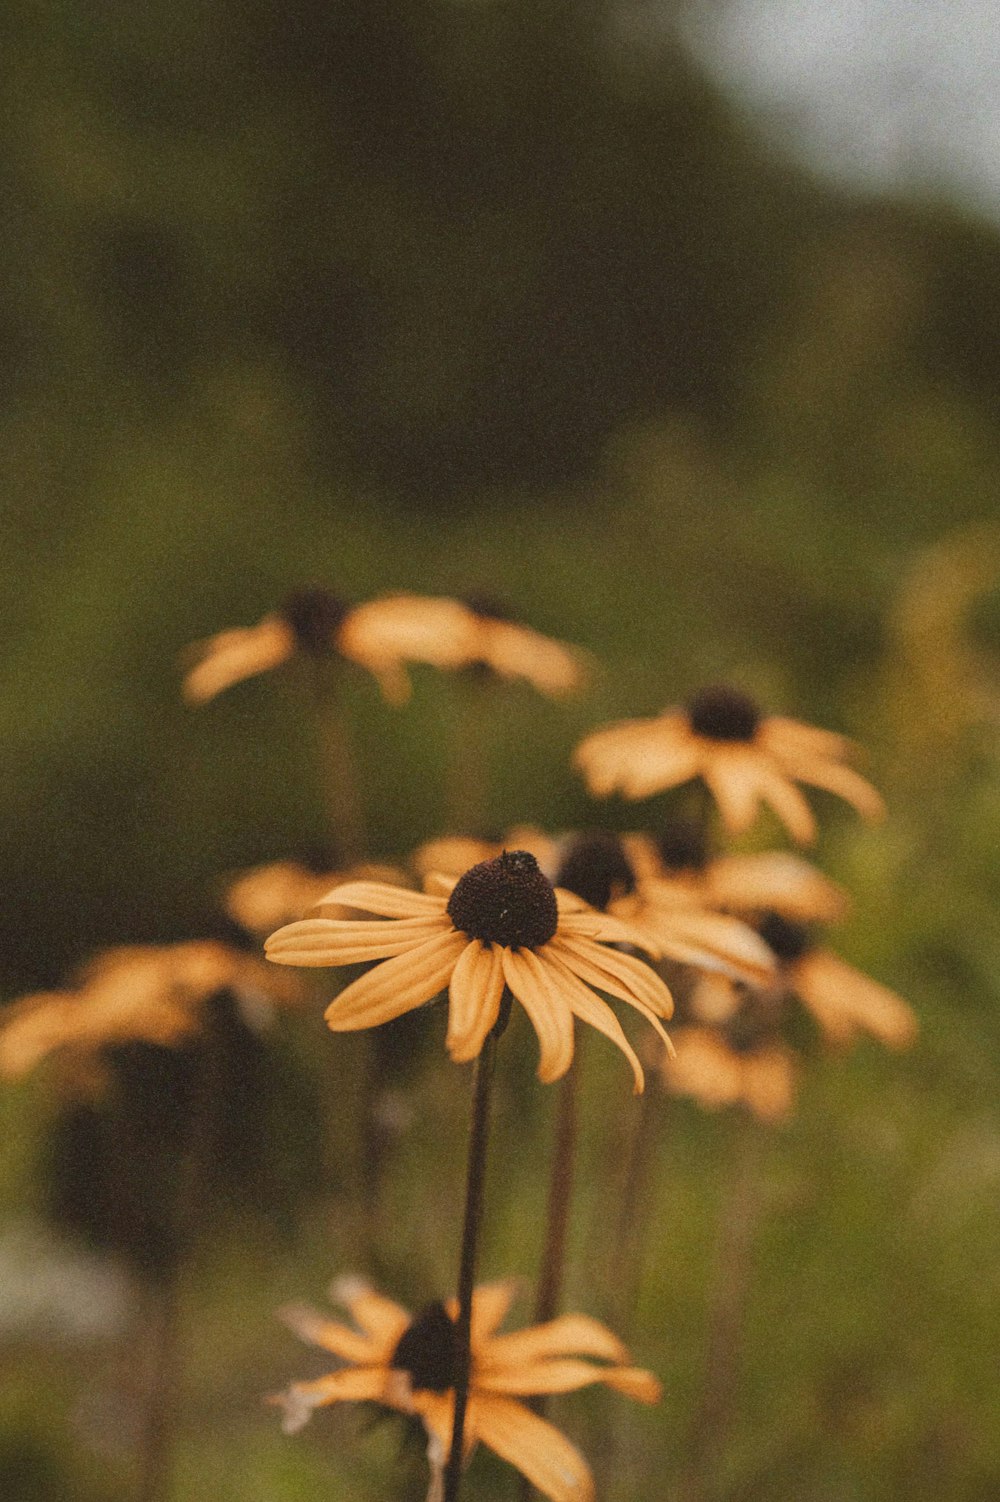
[310,659,367,864]
[443,1030,499,1502]
[446,675,491,834]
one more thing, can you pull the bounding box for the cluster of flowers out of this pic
[1,587,916,1502]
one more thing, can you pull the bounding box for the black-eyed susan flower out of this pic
[0,941,301,1083]
[757,912,917,1050]
[624,819,850,925]
[272,1276,660,1502]
[573,686,886,844]
[266,850,674,1091]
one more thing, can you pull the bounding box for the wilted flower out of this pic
[266,851,674,1091]
[273,1276,660,1502]
[574,686,885,844]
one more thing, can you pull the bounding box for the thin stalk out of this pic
[446,675,491,834]
[311,660,367,864]
[607,1079,665,1339]
[517,1046,581,1502]
[136,1270,182,1502]
[682,1114,764,1502]
[443,1030,499,1502]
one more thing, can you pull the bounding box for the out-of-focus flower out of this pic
[624,820,850,925]
[182,590,587,707]
[224,859,408,935]
[457,595,588,697]
[267,851,674,1091]
[662,1025,797,1124]
[411,830,551,883]
[0,942,301,1084]
[756,913,917,1050]
[272,1276,660,1502]
[574,686,885,844]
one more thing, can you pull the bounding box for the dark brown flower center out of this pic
[555,832,635,912]
[390,1302,457,1393]
[687,686,762,742]
[446,851,558,949]
[656,818,710,873]
[281,589,350,654]
[758,912,813,963]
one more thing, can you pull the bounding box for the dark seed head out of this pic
[656,818,710,873]
[687,686,762,743]
[390,1302,457,1393]
[281,589,350,654]
[555,832,635,912]
[447,851,558,950]
[758,912,813,964]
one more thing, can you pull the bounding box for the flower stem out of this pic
[607,1078,665,1339]
[310,659,366,864]
[446,675,491,834]
[443,1027,499,1502]
[517,1045,581,1502]
[682,1114,764,1502]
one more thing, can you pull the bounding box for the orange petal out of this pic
[702,750,764,836]
[501,948,575,1083]
[265,916,445,966]
[706,853,850,924]
[181,617,295,704]
[751,762,818,845]
[331,1276,412,1347]
[324,932,466,1031]
[536,953,646,1092]
[313,881,446,918]
[787,759,887,825]
[481,1314,629,1369]
[269,1367,390,1434]
[471,1394,594,1502]
[794,950,917,1049]
[277,1304,382,1364]
[447,941,505,1063]
[548,936,673,1018]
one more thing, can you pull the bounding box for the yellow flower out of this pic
[224,859,408,935]
[272,1277,660,1502]
[0,942,301,1083]
[182,591,586,707]
[266,850,674,1091]
[757,913,917,1050]
[662,1024,798,1123]
[624,821,850,925]
[573,686,885,844]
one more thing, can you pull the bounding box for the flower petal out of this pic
[324,931,467,1031]
[480,1313,629,1369]
[501,948,575,1084]
[536,953,646,1092]
[751,762,818,845]
[330,1276,412,1348]
[702,750,764,835]
[785,759,887,825]
[313,881,446,918]
[706,853,850,925]
[794,950,917,1049]
[277,1304,382,1364]
[447,941,505,1063]
[181,617,294,704]
[265,916,446,966]
[269,1368,390,1434]
[548,936,673,1019]
[471,1394,594,1502]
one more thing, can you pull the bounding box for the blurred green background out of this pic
[3,2,1000,1499]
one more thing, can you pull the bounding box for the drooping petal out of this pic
[784,758,887,825]
[794,950,917,1049]
[269,1368,390,1434]
[181,617,295,704]
[470,1281,520,1342]
[324,931,467,1031]
[479,621,587,697]
[277,1303,382,1364]
[706,852,850,925]
[480,1314,629,1370]
[478,1359,628,1395]
[265,915,446,966]
[330,1276,412,1349]
[759,715,859,763]
[501,948,575,1083]
[751,761,818,845]
[599,1367,663,1403]
[535,953,646,1092]
[446,941,506,1063]
[642,908,776,983]
[547,936,673,1018]
[572,714,699,800]
[471,1394,594,1502]
[701,749,764,835]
